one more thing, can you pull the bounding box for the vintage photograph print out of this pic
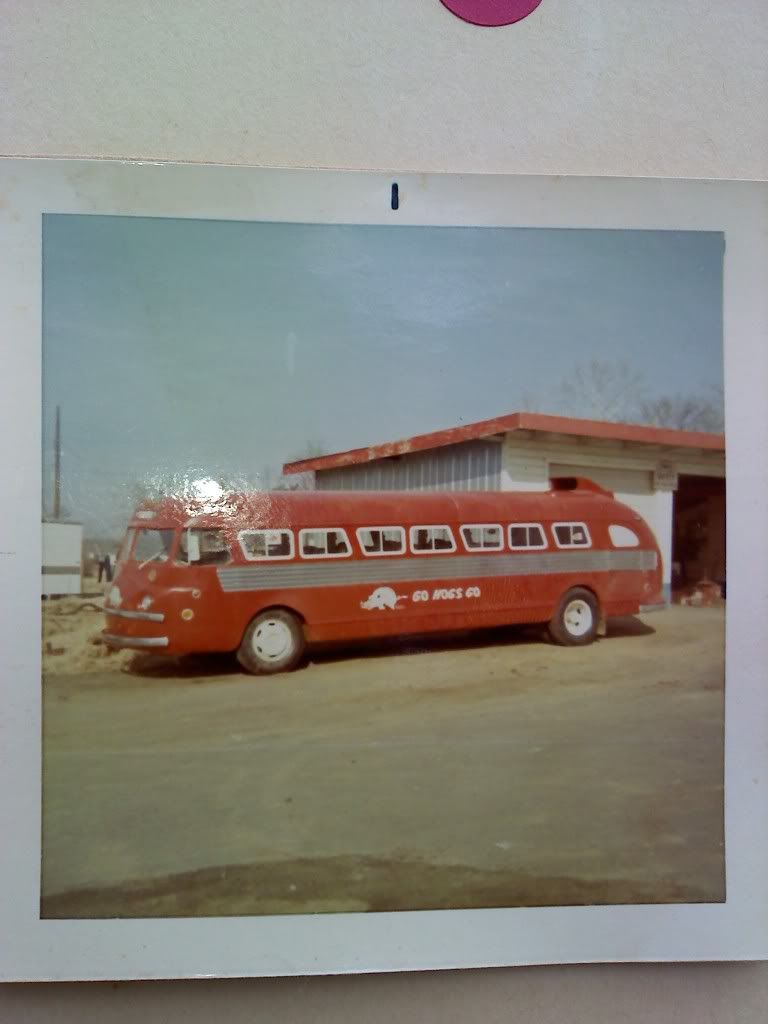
[39,212,726,919]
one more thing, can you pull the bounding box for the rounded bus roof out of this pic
[129,479,623,531]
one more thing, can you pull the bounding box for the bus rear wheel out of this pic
[548,587,599,646]
[237,609,305,674]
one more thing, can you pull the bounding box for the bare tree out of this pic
[517,389,544,413]
[290,441,326,460]
[638,393,724,432]
[557,360,724,433]
[558,359,646,423]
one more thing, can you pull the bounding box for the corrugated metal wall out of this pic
[315,440,502,492]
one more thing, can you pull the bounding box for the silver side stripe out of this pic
[217,549,656,593]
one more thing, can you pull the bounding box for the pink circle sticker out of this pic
[439,0,543,26]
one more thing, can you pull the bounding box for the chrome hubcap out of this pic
[253,619,293,661]
[563,599,593,637]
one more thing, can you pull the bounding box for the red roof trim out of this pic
[282,412,725,475]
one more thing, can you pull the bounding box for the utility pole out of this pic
[53,405,61,520]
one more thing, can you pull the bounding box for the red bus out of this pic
[103,479,665,674]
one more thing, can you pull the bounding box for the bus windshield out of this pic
[116,529,134,564]
[132,528,176,565]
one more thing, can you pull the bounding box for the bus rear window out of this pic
[132,529,175,564]
[608,524,640,548]
[178,529,231,565]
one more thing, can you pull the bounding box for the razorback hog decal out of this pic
[360,586,408,611]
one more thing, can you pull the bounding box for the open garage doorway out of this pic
[672,475,726,596]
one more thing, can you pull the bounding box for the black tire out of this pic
[547,587,599,647]
[237,609,305,674]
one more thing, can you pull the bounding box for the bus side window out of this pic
[239,529,294,561]
[176,529,232,565]
[552,522,592,548]
[410,526,456,554]
[461,524,503,551]
[508,524,548,550]
[327,531,349,556]
[382,529,404,552]
[301,531,324,555]
[357,527,406,556]
[299,528,352,559]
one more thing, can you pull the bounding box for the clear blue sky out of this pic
[42,215,723,535]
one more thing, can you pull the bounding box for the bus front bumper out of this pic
[103,604,170,650]
[105,607,165,622]
[103,632,169,649]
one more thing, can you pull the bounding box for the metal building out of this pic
[312,438,501,492]
[282,412,726,601]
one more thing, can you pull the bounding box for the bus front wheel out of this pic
[548,588,599,646]
[237,609,306,674]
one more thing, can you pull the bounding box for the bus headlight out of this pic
[181,608,194,621]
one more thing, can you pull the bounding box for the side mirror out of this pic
[187,531,201,563]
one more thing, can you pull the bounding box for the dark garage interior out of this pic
[672,474,726,593]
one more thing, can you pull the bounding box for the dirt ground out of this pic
[42,595,133,675]
[40,604,725,917]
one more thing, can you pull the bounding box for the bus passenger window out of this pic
[239,529,294,561]
[528,525,546,547]
[508,524,547,550]
[299,528,351,558]
[357,527,405,556]
[327,531,349,556]
[301,531,324,555]
[461,525,503,551]
[410,526,456,553]
[382,529,403,552]
[552,522,592,548]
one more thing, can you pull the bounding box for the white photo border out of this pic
[0,161,766,981]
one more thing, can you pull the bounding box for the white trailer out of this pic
[42,521,83,597]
